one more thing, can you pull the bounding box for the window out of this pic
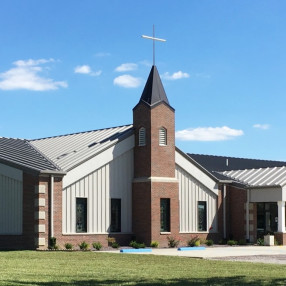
[159,127,167,146]
[76,198,87,233]
[160,198,170,232]
[111,199,121,232]
[139,127,146,146]
[198,201,207,231]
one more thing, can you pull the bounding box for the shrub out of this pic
[107,237,116,246]
[227,240,237,246]
[187,236,200,247]
[111,242,119,249]
[79,241,89,250]
[48,237,58,250]
[129,241,145,249]
[64,243,73,250]
[257,238,264,246]
[238,239,247,245]
[167,236,179,248]
[150,241,159,248]
[205,239,213,246]
[92,242,102,251]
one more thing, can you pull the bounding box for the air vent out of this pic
[159,127,167,146]
[139,127,146,146]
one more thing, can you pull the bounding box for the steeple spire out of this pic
[139,65,170,107]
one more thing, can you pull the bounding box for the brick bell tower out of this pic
[132,65,179,246]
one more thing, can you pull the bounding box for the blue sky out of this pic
[1,0,286,161]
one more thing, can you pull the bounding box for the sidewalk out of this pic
[104,246,286,264]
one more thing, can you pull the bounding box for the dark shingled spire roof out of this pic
[139,65,169,106]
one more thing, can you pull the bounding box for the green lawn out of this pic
[0,251,286,285]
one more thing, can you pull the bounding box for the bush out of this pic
[92,242,102,251]
[187,236,200,247]
[107,237,116,246]
[238,239,247,245]
[205,239,214,246]
[257,238,264,246]
[111,242,119,249]
[129,241,145,249]
[79,241,89,250]
[227,240,237,246]
[48,237,58,250]
[150,241,159,248]
[64,243,73,250]
[167,236,179,248]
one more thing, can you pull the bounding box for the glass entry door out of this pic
[257,202,278,238]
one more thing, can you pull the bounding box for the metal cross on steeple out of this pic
[142,25,166,66]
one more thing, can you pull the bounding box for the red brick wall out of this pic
[132,101,180,246]
[228,186,247,241]
[150,182,179,247]
[133,102,175,178]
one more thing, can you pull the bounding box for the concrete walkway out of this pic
[104,246,286,264]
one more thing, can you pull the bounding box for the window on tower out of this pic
[139,127,146,146]
[160,198,170,232]
[159,127,167,146]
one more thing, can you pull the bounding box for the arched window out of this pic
[138,127,146,146]
[159,127,167,146]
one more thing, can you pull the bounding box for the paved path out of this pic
[104,246,286,264]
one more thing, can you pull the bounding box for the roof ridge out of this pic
[187,153,286,164]
[0,136,26,141]
[222,165,286,173]
[25,140,61,171]
[30,124,133,141]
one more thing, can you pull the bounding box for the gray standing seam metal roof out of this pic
[0,137,60,172]
[187,153,286,188]
[222,166,286,187]
[30,125,133,171]
[188,153,286,172]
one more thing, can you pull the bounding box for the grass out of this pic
[0,251,286,285]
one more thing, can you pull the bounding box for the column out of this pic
[277,201,285,233]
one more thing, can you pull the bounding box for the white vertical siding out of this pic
[0,165,23,234]
[176,165,217,233]
[63,149,133,234]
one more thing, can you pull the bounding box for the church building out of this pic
[1,65,286,249]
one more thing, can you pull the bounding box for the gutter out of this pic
[50,175,54,238]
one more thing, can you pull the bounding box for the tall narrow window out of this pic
[160,198,170,232]
[159,127,167,146]
[111,199,121,232]
[139,127,146,146]
[198,201,207,231]
[76,198,87,233]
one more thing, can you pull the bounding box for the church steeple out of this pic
[138,65,170,107]
[132,64,179,246]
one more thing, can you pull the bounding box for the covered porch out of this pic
[223,166,286,244]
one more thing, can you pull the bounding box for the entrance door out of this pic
[257,202,278,239]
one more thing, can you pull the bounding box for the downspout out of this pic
[223,184,226,239]
[246,189,250,242]
[50,175,54,238]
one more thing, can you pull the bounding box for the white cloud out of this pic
[161,71,190,80]
[113,74,141,88]
[74,65,91,74]
[0,59,67,91]
[253,124,270,130]
[115,63,138,72]
[74,65,102,77]
[176,126,244,141]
